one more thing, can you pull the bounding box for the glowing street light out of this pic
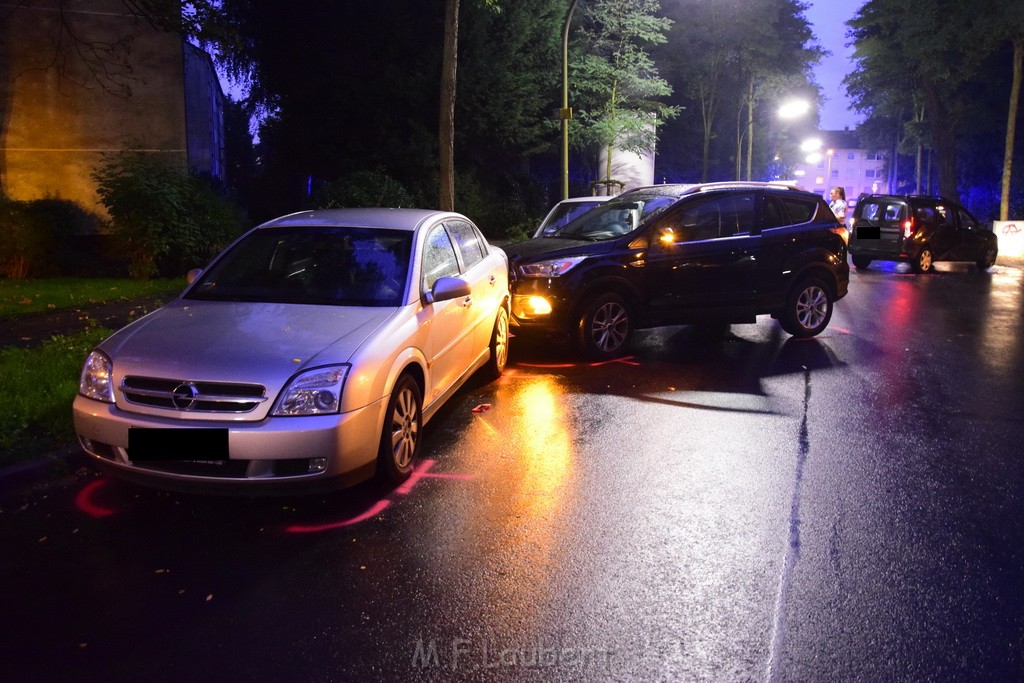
[800,138,822,153]
[778,99,811,121]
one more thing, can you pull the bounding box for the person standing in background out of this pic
[829,187,847,222]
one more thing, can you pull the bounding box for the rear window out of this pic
[859,200,905,222]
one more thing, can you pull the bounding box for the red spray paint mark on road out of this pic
[74,479,117,518]
[285,459,474,533]
[517,355,639,369]
[284,498,393,533]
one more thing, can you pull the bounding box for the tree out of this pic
[657,0,820,183]
[570,0,677,187]
[847,0,991,199]
[728,0,822,181]
[439,0,460,211]
[93,151,245,278]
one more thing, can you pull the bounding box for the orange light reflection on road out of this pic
[514,377,572,516]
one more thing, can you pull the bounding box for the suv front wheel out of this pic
[576,292,633,360]
[779,277,833,338]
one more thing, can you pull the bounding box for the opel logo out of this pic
[171,383,200,410]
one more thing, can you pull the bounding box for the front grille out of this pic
[121,376,268,413]
[133,459,252,478]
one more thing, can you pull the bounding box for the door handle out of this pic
[463,296,473,307]
[489,274,497,285]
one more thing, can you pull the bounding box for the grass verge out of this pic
[0,328,112,468]
[0,277,183,317]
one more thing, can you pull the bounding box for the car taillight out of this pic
[902,219,915,238]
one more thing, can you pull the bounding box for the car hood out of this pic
[502,237,613,263]
[98,299,396,384]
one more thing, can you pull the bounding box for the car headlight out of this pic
[79,350,115,403]
[518,255,587,278]
[273,365,349,416]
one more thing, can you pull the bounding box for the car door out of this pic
[640,191,760,322]
[444,218,503,352]
[919,201,961,258]
[954,206,989,260]
[420,222,475,405]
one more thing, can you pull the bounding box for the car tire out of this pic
[377,374,422,484]
[912,246,935,274]
[576,292,633,360]
[851,255,872,270]
[481,306,509,381]
[779,277,833,338]
[976,245,997,271]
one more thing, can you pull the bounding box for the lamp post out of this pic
[825,148,834,198]
[561,0,580,200]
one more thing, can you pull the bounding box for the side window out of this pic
[761,197,789,229]
[957,208,978,229]
[933,204,956,227]
[446,220,486,269]
[421,226,461,292]
[664,193,756,243]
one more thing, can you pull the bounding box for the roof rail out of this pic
[683,181,803,194]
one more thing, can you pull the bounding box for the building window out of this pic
[865,169,876,178]
[847,152,855,160]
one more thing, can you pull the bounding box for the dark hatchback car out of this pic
[848,194,998,273]
[503,182,850,359]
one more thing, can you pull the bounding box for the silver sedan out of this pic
[73,208,510,493]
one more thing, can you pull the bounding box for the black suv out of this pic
[503,182,850,359]
[848,194,998,273]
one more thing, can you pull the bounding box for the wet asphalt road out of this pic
[2,261,1023,681]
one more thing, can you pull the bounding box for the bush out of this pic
[25,199,108,275]
[0,196,54,279]
[314,168,417,209]
[93,152,247,278]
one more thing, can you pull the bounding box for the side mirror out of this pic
[186,268,203,285]
[424,276,471,304]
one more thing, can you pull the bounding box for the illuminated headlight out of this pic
[79,350,115,403]
[274,365,349,416]
[518,255,587,278]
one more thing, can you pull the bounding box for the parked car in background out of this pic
[504,182,850,360]
[848,194,998,273]
[534,196,612,237]
[74,208,510,493]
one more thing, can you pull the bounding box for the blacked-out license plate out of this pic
[128,428,229,461]
[857,226,881,239]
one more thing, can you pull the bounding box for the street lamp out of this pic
[824,148,834,198]
[561,0,580,200]
[778,99,811,121]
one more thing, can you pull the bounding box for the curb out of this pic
[0,446,89,498]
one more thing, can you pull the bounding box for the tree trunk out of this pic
[923,84,959,199]
[1001,39,1022,221]
[745,81,754,181]
[439,0,459,211]
[915,144,922,195]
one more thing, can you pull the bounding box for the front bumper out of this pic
[509,279,575,334]
[72,394,386,494]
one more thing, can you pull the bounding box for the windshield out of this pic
[547,191,680,241]
[537,200,607,237]
[186,226,413,307]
